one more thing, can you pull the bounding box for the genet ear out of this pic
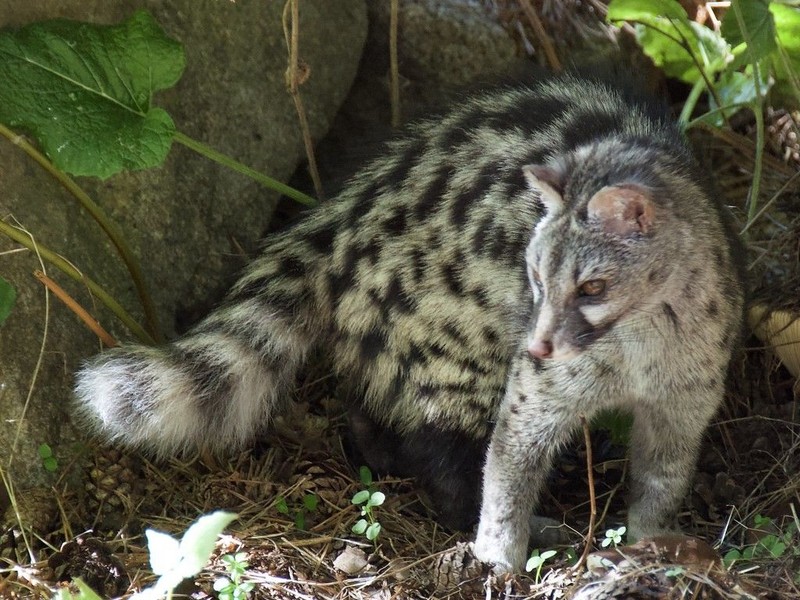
[586,184,655,237]
[523,164,566,215]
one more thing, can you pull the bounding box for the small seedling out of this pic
[351,466,384,541]
[38,443,58,472]
[601,526,626,548]
[723,514,799,568]
[274,493,318,531]
[665,566,685,578]
[213,552,255,600]
[525,549,557,583]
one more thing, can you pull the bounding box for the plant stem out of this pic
[173,131,317,206]
[679,77,706,128]
[0,123,163,343]
[0,220,156,345]
[748,99,766,225]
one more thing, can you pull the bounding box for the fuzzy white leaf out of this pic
[177,511,237,576]
[145,529,181,575]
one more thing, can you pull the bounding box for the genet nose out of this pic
[528,339,553,359]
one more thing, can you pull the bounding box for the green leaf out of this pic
[636,19,730,83]
[607,0,688,21]
[365,522,381,541]
[767,4,800,104]
[721,0,777,62]
[368,491,385,508]
[37,443,53,459]
[43,456,58,472]
[0,10,185,178]
[351,519,368,535]
[352,490,370,505]
[294,510,306,531]
[0,276,16,327]
[275,496,289,514]
[359,465,373,486]
[303,493,319,512]
[608,0,731,84]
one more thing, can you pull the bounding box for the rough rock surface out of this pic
[0,0,366,499]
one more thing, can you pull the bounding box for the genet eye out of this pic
[579,279,606,297]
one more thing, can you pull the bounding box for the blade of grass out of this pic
[0,220,155,345]
[0,123,163,342]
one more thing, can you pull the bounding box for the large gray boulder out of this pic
[0,0,366,505]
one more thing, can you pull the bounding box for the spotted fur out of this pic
[75,74,745,571]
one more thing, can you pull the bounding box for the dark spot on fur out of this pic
[327,269,356,307]
[561,109,622,150]
[429,343,447,358]
[662,302,680,330]
[517,393,527,404]
[307,223,336,253]
[471,286,491,309]
[472,216,493,255]
[489,225,507,261]
[348,186,378,222]
[450,166,496,228]
[383,207,408,236]
[360,328,388,360]
[509,404,519,414]
[442,322,469,346]
[410,247,426,283]
[706,300,719,317]
[385,273,416,313]
[414,166,451,222]
[361,237,382,266]
[441,262,464,296]
[483,327,499,345]
[279,255,306,278]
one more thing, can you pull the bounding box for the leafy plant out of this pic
[38,443,58,472]
[607,0,800,222]
[0,10,314,204]
[723,514,799,568]
[525,548,557,583]
[213,552,255,600]
[130,510,237,600]
[351,466,385,542]
[601,525,627,548]
[275,493,318,531]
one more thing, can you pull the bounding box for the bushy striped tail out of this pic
[74,250,319,457]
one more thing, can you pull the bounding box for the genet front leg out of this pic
[473,351,580,572]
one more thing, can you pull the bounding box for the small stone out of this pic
[333,545,369,575]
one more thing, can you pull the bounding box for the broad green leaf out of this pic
[303,493,319,511]
[351,519,368,534]
[352,490,370,505]
[368,491,385,507]
[365,522,381,540]
[607,0,687,21]
[721,0,777,62]
[0,276,16,327]
[0,10,185,178]
[634,19,731,83]
[37,443,53,459]
[771,4,800,104]
[359,465,373,486]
